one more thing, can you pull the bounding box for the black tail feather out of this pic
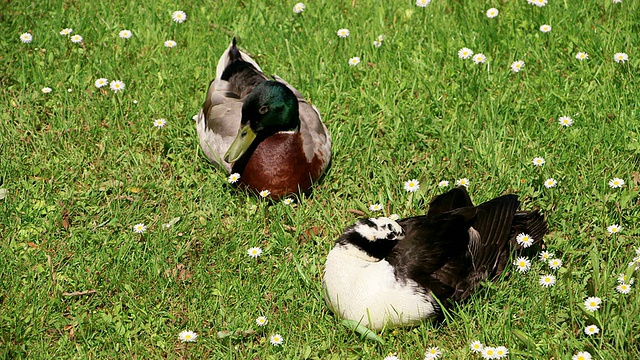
[219,39,267,97]
[228,37,242,63]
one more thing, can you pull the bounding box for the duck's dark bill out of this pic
[224,124,257,163]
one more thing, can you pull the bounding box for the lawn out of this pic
[1,0,640,358]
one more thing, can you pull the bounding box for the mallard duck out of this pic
[323,187,548,329]
[195,39,331,199]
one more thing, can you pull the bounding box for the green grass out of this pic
[1,0,640,358]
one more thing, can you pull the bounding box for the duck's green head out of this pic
[224,81,299,163]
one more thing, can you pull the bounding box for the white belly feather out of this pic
[322,244,436,330]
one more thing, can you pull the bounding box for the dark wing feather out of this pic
[426,187,474,218]
[390,207,477,301]
[454,195,520,300]
[391,188,548,304]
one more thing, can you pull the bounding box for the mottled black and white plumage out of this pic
[323,187,548,329]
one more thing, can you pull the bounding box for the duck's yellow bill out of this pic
[224,125,257,163]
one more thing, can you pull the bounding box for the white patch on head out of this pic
[353,217,405,242]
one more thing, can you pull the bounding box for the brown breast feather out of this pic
[233,132,324,198]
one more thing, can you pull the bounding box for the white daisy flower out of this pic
[41,87,52,93]
[572,351,592,360]
[348,57,360,66]
[455,178,469,187]
[153,118,167,128]
[616,283,631,294]
[513,257,531,273]
[617,273,634,285]
[510,60,525,73]
[389,214,400,221]
[532,157,545,166]
[109,80,125,92]
[70,34,83,43]
[539,274,556,287]
[373,40,382,48]
[539,250,554,262]
[293,3,305,13]
[458,47,474,59]
[544,178,557,188]
[424,346,442,359]
[583,324,599,336]
[548,258,563,270]
[369,203,382,212]
[164,40,177,48]
[611,0,622,3]
[228,173,241,184]
[259,189,271,198]
[133,223,147,233]
[119,30,132,39]
[486,8,499,18]
[583,296,601,312]
[607,224,621,234]
[481,347,497,359]
[528,0,548,7]
[283,198,294,205]
[247,247,262,258]
[558,116,573,127]
[614,52,629,63]
[256,316,268,326]
[172,10,187,23]
[469,340,483,353]
[270,334,284,346]
[60,28,73,36]
[494,346,509,359]
[608,178,625,188]
[472,53,486,64]
[416,0,431,7]
[20,33,33,43]
[404,179,420,192]
[337,28,350,38]
[178,330,197,342]
[539,24,552,33]
[438,180,450,187]
[576,52,589,60]
[516,233,534,248]
[95,78,108,88]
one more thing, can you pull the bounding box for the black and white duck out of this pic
[323,187,548,329]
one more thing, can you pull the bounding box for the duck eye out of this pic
[258,106,269,114]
